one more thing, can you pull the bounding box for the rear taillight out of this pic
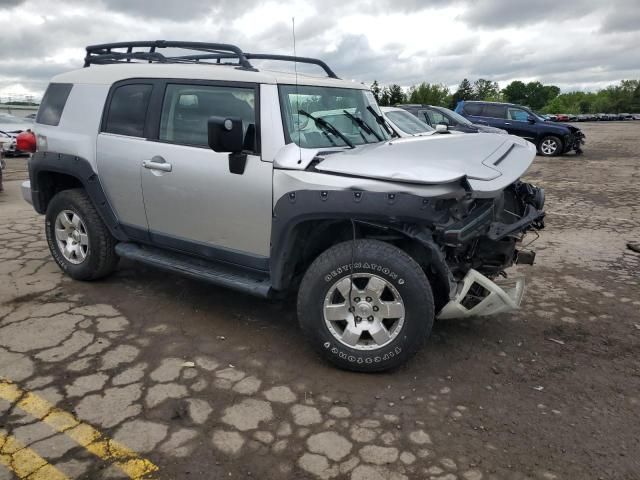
[16,130,37,153]
[36,133,48,152]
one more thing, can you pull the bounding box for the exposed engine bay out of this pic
[436,180,545,317]
[441,180,545,278]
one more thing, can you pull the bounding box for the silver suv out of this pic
[22,41,545,372]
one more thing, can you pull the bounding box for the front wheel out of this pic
[297,239,434,372]
[537,136,563,157]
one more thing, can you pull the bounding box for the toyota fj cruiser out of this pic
[21,41,545,372]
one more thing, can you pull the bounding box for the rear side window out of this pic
[482,104,506,119]
[36,83,72,126]
[462,103,483,115]
[104,84,152,137]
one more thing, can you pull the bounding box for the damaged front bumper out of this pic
[438,269,525,319]
[565,129,585,154]
[436,180,543,318]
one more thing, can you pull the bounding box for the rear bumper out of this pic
[21,180,32,205]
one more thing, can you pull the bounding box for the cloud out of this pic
[0,0,25,9]
[100,0,263,21]
[600,0,640,33]
[457,0,598,28]
[0,0,637,98]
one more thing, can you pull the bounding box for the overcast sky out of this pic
[0,0,639,99]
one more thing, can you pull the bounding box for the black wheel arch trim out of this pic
[270,189,456,295]
[29,151,129,241]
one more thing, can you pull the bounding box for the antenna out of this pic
[292,17,302,164]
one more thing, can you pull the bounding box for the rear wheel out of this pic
[538,136,562,157]
[45,189,118,280]
[297,239,434,372]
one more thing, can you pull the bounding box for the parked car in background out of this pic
[455,100,585,157]
[381,107,436,137]
[632,113,640,120]
[553,114,569,122]
[397,104,507,134]
[0,131,18,156]
[542,114,557,121]
[0,114,33,135]
[618,113,633,120]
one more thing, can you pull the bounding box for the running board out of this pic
[115,242,272,298]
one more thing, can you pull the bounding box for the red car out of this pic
[555,113,570,122]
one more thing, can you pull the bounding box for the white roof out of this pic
[52,63,369,90]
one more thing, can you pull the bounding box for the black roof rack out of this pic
[84,40,339,79]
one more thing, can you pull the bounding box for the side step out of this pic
[115,242,272,298]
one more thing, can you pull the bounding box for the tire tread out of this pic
[297,239,434,372]
[45,188,118,280]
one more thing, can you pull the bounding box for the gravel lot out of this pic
[0,122,638,480]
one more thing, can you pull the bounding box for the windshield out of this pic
[385,110,433,135]
[279,85,389,148]
[435,107,473,126]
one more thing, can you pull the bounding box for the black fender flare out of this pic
[28,151,129,241]
[269,189,455,294]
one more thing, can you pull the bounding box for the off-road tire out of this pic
[297,239,434,372]
[45,188,118,280]
[537,135,563,157]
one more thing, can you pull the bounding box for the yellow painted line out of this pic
[0,431,69,479]
[0,379,158,479]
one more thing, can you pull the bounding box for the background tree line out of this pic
[372,78,640,114]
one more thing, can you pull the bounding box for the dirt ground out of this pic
[0,122,638,480]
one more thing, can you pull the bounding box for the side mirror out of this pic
[527,115,536,124]
[207,117,248,175]
[435,124,449,133]
[208,116,244,153]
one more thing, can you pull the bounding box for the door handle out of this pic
[143,156,172,172]
[504,122,511,125]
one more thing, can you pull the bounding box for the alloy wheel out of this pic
[54,210,89,264]
[323,274,405,351]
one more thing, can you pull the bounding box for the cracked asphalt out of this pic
[0,122,639,480]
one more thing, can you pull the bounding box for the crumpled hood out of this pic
[313,133,535,187]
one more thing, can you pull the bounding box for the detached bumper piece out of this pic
[438,269,525,319]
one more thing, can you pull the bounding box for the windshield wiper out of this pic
[342,110,382,141]
[298,109,355,149]
[366,105,394,136]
